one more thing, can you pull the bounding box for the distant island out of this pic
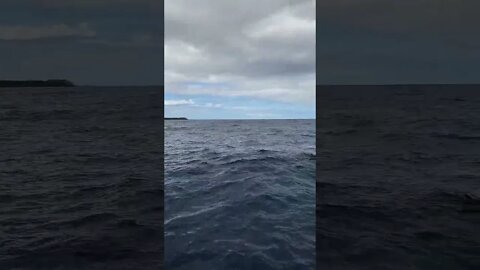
[0,80,75,88]
[165,117,188,120]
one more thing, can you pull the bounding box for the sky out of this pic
[164,0,316,119]
[0,0,163,86]
[318,0,480,85]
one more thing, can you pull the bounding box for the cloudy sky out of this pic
[165,0,316,119]
[318,0,480,84]
[0,0,162,86]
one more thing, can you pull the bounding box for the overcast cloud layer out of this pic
[165,0,316,119]
[318,0,480,84]
[0,0,162,85]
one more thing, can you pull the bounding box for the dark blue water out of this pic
[317,85,480,270]
[165,119,316,269]
[0,87,164,270]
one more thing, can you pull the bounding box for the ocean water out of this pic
[317,85,480,270]
[165,119,316,269]
[0,87,164,270]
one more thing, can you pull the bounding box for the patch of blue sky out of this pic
[165,93,314,120]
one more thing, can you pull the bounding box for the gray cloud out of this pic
[81,33,161,48]
[317,0,480,84]
[317,0,480,36]
[7,0,159,8]
[0,23,95,40]
[0,0,162,85]
[165,0,316,104]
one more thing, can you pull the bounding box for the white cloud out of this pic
[0,23,95,40]
[165,99,194,106]
[204,103,223,108]
[245,8,315,41]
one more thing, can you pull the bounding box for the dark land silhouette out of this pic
[165,117,188,120]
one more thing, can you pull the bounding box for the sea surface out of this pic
[317,85,480,270]
[0,86,164,270]
[165,119,316,269]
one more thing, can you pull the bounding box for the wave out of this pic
[1,87,164,270]
[165,120,315,269]
[431,132,480,140]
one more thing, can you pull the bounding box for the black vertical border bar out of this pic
[315,0,320,268]
[160,0,165,268]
